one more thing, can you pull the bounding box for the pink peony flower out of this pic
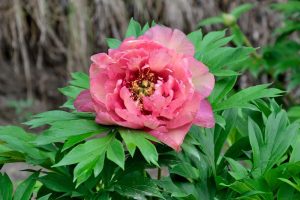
[74,25,215,151]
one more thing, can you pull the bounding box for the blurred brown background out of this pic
[0,0,286,125]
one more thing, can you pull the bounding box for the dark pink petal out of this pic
[143,25,195,56]
[194,99,215,128]
[74,90,95,112]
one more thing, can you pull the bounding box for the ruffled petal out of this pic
[149,123,192,151]
[142,25,195,56]
[194,99,215,128]
[188,57,215,98]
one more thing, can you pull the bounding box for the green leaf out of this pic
[114,171,164,199]
[34,119,108,145]
[106,38,121,49]
[107,139,125,169]
[14,172,39,200]
[69,72,89,89]
[213,84,283,111]
[74,156,99,187]
[58,86,83,99]
[37,194,52,200]
[155,177,190,197]
[54,133,114,166]
[39,172,74,193]
[125,18,142,38]
[249,111,299,176]
[62,132,96,151]
[0,173,13,200]
[198,16,223,26]
[119,129,159,166]
[24,110,79,128]
[141,23,150,34]
[187,29,203,52]
[170,163,200,180]
[209,76,237,105]
[197,30,229,53]
[277,183,295,200]
[213,69,240,77]
[278,178,300,192]
[94,154,105,177]
[226,157,248,180]
[0,126,49,161]
[199,47,254,72]
[288,106,300,121]
[231,3,255,18]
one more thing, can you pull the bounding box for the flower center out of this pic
[129,68,157,101]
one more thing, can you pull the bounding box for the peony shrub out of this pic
[0,8,299,199]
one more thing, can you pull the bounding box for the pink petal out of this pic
[188,57,215,98]
[149,49,171,72]
[114,108,143,129]
[166,91,201,129]
[91,53,113,69]
[119,86,140,115]
[90,72,109,104]
[194,99,215,128]
[74,90,95,112]
[142,25,195,56]
[149,124,192,151]
[95,111,116,125]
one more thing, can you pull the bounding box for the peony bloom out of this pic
[74,25,215,151]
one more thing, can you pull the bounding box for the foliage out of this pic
[0,13,299,200]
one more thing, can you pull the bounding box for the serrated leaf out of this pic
[54,134,114,167]
[74,156,99,187]
[119,129,159,166]
[24,110,79,128]
[34,119,108,145]
[0,126,49,161]
[107,139,125,169]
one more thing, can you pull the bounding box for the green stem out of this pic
[157,168,161,180]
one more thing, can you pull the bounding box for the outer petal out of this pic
[149,123,192,151]
[142,25,195,56]
[193,99,215,128]
[188,57,215,98]
[74,90,95,112]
